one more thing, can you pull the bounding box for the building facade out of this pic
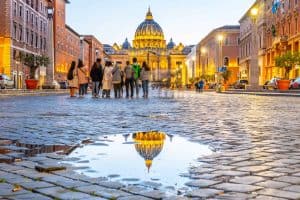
[240,0,300,88]
[0,0,51,88]
[197,26,240,85]
[82,35,104,68]
[264,0,300,80]
[106,8,192,87]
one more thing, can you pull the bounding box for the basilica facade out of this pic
[104,8,193,86]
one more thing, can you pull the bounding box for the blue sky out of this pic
[66,0,254,45]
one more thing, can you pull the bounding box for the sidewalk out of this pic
[223,89,300,97]
[0,89,69,97]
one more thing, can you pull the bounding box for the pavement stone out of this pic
[35,186,93,200]
[256,180,291,189]
[75,184,131,199]
[212,183,263,193]
[274,176,300,184]
[230,176,265,185]
[7,192,53,200]
[282,185,300,193]
[0,183,29,196]
[185,179,220,187]
[254,195,286,200]
[186,188,223,198]
[258,188,300,200]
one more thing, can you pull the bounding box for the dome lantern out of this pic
[146,7,153,20]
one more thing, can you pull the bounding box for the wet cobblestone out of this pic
[0,90,300,199]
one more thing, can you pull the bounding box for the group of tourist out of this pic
[67,57,151,98]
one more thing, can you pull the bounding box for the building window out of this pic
[31,31,34,46]
[13,22,17,39]
[31,13,34,25]
[40,20,43,32]
[19,25,23,41]
[35,34,38,48]
[35,16,38,27]
[13,2,17,16]
[43,38,46,50]
[296,0,298,5]
[26,10,29,22]
[19,5,23,18]
[26,29,29,43]
[40,36,43,49]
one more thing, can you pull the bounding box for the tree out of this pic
[221,70,232,84]
[275,51,300,79]
[23,54,50,79]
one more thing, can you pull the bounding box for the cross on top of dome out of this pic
[146,6,153,20]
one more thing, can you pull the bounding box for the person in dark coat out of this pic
[90,58,103,98]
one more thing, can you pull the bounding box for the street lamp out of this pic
[47,6,55,86]
[249,6,259,89]
[216,34,224,84]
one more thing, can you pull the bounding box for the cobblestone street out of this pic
[0,90,300,199]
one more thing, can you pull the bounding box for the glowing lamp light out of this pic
[251,8,258,17]
[201,47,207,54]
[217,34,224,42]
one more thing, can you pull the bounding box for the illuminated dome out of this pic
[167,38,176,50]
[133,8,166,50]
[133,131,166,171]
[122,38,132,50]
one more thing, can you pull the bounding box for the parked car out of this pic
[290,77,300,89]
[0,74,14,89]
[234,80,249,89]
[263,77,281,90]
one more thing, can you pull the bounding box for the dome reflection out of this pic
[132,131,166,172]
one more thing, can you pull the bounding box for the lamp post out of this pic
[216,34,224,84]
[250,7,259,90]
[15,60,20,89]
[46,6,55,86]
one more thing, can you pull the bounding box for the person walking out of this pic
[90,58,103,98]
[198,79,205,93]
[132,57,141,97]
[77,59,89,97]
[67,61,78,97]
[112,62,122,98]
[141,61,150,98]
[124,61,134,98]
[102,61,113,98]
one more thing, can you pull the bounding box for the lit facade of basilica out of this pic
[104,8,193,86]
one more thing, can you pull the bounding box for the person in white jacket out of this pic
[102,61,113,98]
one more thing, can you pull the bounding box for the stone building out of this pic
[197,25,240,85]
[82,35,104,69]
[106,8,192,87]
[0,0,51,88]
[264,0,300,80]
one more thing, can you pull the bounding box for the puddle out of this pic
[0,139,74,163]
[64,131,212,190]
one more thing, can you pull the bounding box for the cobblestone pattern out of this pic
[0,90,300,199]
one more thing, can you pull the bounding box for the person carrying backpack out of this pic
[132,57,141,97]
[124,61,134,98]
[90,58,103,98]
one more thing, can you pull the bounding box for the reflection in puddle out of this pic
[64,131,212,189]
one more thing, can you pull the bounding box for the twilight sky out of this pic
[66,0,255,46]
